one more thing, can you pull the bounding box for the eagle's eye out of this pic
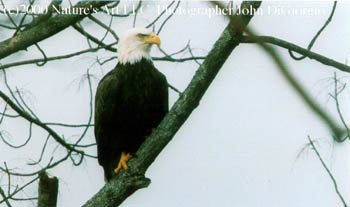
[137,33,149,39]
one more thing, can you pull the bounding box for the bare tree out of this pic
[0,1,348,206]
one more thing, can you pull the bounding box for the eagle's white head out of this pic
[117,28,161,65]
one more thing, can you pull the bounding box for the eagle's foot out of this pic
[114,152,133,174]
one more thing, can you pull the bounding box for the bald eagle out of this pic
[94,28,169,181]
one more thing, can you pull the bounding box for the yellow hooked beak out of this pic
[143,33,161,46]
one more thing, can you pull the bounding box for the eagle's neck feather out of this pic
[117,44,152,65]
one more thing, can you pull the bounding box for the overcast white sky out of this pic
[0,1,349,207]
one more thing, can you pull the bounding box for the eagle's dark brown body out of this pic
[94,58,168,181]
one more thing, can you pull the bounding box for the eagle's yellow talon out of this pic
[114,152,132,174]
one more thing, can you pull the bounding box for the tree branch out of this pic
[72,24,117,52]
[0,89,83,154]
[288,1,337,61]
[0,187,12,207]
[231,9,345,141]
[307,136,348,207]
[82,1,262,206]
[38,171,58,207]
[241,35,350,73]
[0,1,110,59]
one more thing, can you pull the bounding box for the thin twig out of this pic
[146,1,176,28]
[0,89,84,154]
[0,44,117,71]
[241,35,350,73]
[0,176,39,205]
[73,24,117,52]
[153,56,206,62]
[157,0,181,35]
[289,1,337,60]
[168,83,182,95]
[69,67,95,164]
[329,73,349,139]
[0,123,33,149]
[88,15,119,42]
[44,122,94,128]
[132,1,143,28]
[28,134,50,166]
[34,43,48,67]
[307,136,348,207]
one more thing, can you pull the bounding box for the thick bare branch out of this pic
[38,172,58,207]
[0,1,110,59]
[0,187,12,207]
[226,4,344,141]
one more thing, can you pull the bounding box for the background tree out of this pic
[0,1,348,206]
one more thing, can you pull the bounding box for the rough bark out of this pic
[38,172,58,207]
[83,1,262,207]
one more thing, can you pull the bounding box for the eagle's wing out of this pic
[94,69,121,167]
